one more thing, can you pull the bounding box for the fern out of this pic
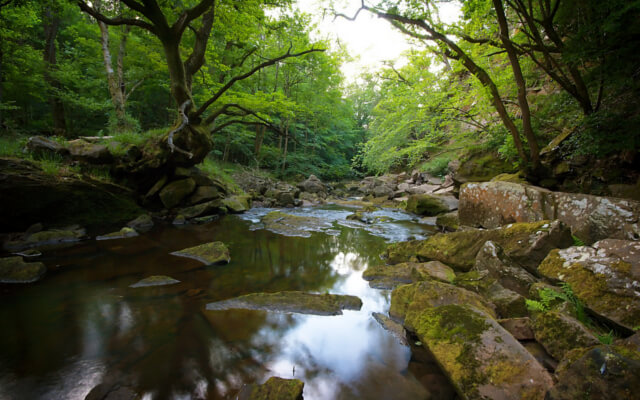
[526,284,591,326]
[572,235,586,246]
[596,330,615,345]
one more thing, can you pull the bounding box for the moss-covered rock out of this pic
[129,275,180,288]
[372,312,408,346]
[435,211,459,231]
[484,282,528,318]
[385,220,571,272]
[188,185,222,204]
[126,214,154,232]
[405,194,452,216]
[4,226,87,252]
[389,281,496,326]
[67,139,112,164]
[159,178,196,209]
[538,242,640,331]
[171,241,230,265]
[409,304,553,399]
[0,256,46,283]
[177,199,223,219]
[363,261,456,289]
[453,151,517,184]
[531,311,599,361]
[237,377,304,400]
[547,345,640,400]
[222,195,251,213]
[206,291,362,316]
[96,227,139,241]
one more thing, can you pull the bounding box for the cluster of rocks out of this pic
[234,172,330,208]
[366,181,640,399]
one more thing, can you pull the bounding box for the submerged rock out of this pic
[547,345,640,400]
[372,312,408,346]
[531,311,599,361]
[385,220,572,272]
[129,275,180,288]
[96,227,139,241]
[538,241,640,331]
[206,291,362,316]
[261,211,332,238]
[459,181,640,243]
[4,226,86,251]
[363,261,455,289]
[171,241,230,265]
[0,256,46,283]
[237,377,304,400]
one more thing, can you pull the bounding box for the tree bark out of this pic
[493,0,540,168]
[98,20,128,132]
[281,121,289,175]
[254,124,265,155]
[43,5,66,136]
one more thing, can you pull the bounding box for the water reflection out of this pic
[0,205,433,399]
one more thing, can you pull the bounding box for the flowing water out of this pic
[0,205,450,400]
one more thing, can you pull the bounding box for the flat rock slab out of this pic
[261,211,332,238]
[0,256,46,283]
[372,312,408,346]
[532,311,599,360]
[129,275,180,288]
[206,291,362,316]
[96,227,139,241]
[363,261,455,289]
[171,241,230,265]
[4,227,86,252]
[237,377,304,400]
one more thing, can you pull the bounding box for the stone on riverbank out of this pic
[538,240,640,331]
[385,220,572,272]
[0,256,46,283]
[159,178,196,209]
[372,312,408,346]
[4,226,87,252]
[547,345,640,400]
[222,195,251,213]
[435,211,459,231]
[206,291,362,316]
[171,241,230,265]
[237,377,304,400]
[129,275,180,288]
[126,214,154,232]
[474,241,538,297]
[459,181,640,243]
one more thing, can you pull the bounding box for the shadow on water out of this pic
[0,205,446,399]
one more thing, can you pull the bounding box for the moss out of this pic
[0,256,46,283]
[262,211,329,237]
[532,311,598,360]
[171,241,230,265]
[405,194,450,216]
[129,275,180,288]
[245,377,304,400]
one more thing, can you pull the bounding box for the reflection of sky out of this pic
[254,249,414,399]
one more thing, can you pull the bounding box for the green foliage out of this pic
[198,157,242,194]
[572,235,586,247]
[526,283,590,326]
[421,155,451,177]
[0,134,26,157]
[596,330,615,345]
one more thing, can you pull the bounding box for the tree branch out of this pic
[194,47,325,118]
[77,1,155,33]
[167,100,193,158]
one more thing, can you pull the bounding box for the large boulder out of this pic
[221,195,251,213]
[385,220,572,272]
[0,256,46,283]
[159,178,196,209]
[452,151,517,184]
[547,345,640,400]
[358,176,396,198]
[188,185,222,205]
[0,158,143,232]
[297,174,326,194]
[459,181,640,243]
[391,282,552,399]
[405,194,457,216]
[537,240,640,331]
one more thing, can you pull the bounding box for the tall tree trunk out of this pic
[254,124,265,155]
[0,40,4,129]
[98,21,128,132]
[281,121,289,175]
[43,5,66,136]
[493,0,540,168]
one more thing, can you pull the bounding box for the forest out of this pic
[2,1,640,399]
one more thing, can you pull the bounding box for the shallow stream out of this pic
[0,205,449,399]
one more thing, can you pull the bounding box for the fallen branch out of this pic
[167,100,193,159]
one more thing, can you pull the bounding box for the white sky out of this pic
[293,0,461,83]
